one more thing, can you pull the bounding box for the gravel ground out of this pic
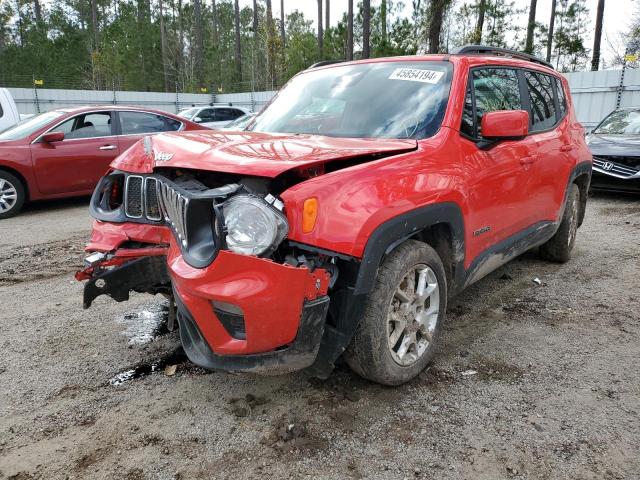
[0,193,638,480]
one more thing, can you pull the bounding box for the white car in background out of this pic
[0,88,21,132]
[177,104,251,129]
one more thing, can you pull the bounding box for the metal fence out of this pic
[7,87,278,115]
[564,69,640,127]
[7,68,640,127]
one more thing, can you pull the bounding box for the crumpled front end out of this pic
[77,167,173,307]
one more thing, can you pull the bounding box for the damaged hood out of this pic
[112,131,417,177]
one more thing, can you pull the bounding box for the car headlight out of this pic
[223,194,288,256]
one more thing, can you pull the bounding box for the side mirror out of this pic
[42,131,65,143]
[481,110,529,139]
[194,116,203,123]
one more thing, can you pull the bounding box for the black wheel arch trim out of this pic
[353,202,465,296]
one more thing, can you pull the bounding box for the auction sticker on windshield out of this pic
[388,68,444,84]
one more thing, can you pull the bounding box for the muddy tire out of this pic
[539,184,580,263]
[344,240,447,386]
[0,171,25,219]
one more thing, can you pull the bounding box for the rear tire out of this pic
[0,171,25,219]
[344,240,447,386]
[539,184,580,263]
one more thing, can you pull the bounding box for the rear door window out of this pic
[119,111,182,135]
[461,68,522,139]
[525,71,557,132]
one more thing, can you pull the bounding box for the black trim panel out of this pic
[354,202,465,295]
[83,255,170,309]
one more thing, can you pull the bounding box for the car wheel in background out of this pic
[0,170,26,219]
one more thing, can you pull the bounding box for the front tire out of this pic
[539,183,580,263]
[344,240,447,386]
[0,171,25,219]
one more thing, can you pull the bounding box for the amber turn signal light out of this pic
[302,198,318,233]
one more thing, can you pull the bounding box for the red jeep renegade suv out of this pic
[80,46,592,385]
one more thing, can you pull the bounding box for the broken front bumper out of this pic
[80,254,171,308]
[168,246,331,373]
[78,220,172,308]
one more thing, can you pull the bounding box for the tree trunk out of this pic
[546,0,556,63]
[317,0,323,59]
[194,0,205,85]
[362,0,370,58]
[252,0,258,35]
[266,0,276,88]
[280,0,286,48]
[234,0,242,81]
[33,0,42,23]
[211,0,218,47]
[90,0,99,49]
[525,0,537,54]
[428,0,450,53]
[474,0,486,43]
[381,0,387,45]
[347,0,353,60]
[325,0,330,32]
[178,0,184,88]
[591,0,605,70]
[159,0,170,92]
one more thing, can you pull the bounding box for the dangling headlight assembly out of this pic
[222,194,288,256]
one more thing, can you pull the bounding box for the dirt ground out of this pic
[0,193,639,480]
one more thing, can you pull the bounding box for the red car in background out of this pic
[0,106,203,218]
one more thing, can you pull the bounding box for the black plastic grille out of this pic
[212,305,246,340]
[159,181,190,248]
[125,176,143,218]
[144,177,161,221]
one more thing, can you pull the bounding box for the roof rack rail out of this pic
[308,60,345,69]
[452,45,554,70]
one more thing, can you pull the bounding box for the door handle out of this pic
[560,144,574,152]
[99,145,117,151]
[520,155,537,165]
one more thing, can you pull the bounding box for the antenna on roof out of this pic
[308,60,345,69]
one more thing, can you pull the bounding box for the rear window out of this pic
[120,111,182,135]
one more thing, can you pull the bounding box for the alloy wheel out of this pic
[0,178,18,214]
[387,265,440,366]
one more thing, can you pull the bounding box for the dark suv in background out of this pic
[587,107,640,193]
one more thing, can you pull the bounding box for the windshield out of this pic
[0,111,65,140]
[178,108,199,120]
[594,109,640,135]
[250,61,452,139]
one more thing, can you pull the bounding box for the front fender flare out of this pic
[353,202,465,295]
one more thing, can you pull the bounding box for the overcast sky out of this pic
[240,0,636,66]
